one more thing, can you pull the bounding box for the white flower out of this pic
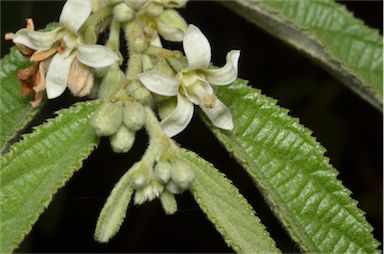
[139,24,240,137]
[12,0,117,99]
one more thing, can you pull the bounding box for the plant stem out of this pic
[124,21,145,80]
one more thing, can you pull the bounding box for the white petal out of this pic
[204,50,240,85]
[201,98,233,130]
[139,71,180,96]
[13,27,63,51]
[60,0,92,33]
[150,33,163,47]
[161,94,194,137]
[77,44,118,68]
[183,25,211,70]
[45,50,76,99]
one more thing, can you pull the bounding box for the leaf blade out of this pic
[0,100,100,253]
[203,79,380,253]
[182,150,280,254]
[220,0,383,110]
[0,47,44,153]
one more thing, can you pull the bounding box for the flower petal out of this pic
[161,94,194,137]
[200,98,233,130]
[77,43,118,68]
[13,27,63,51]
[139,71,180,96]
[183,24,211,70]
[45,49,76,99]
[60,0,92,33]
[203,50,240,85]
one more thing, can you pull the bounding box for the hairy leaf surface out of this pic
[0,100,100,253]
[220,0,383,110]
[182,150,280,254]
[203,79,379,253]
[0,47,42,153]
[94,170,133,243]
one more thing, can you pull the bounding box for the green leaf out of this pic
[0,100,101,254]
[181,149,280,254]
[94,169,134,243]
[202,79,379,253]
[220,0,383,110]
[0,47,43,153]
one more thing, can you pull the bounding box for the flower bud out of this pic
[98,64,125,99]
[142,54,153,72]
[154,161,172,182]
[91,101,123,136]
[125,0,148,10]
[161,0,187,8]
[166,56,188,72]
[126,80,151,104]
[146,1,163,16]
[166,181,182,194]
[134,180,164,204]
[128,162,151,189]
[110,126,135,153]
[156,10,187,42]
[170,161,195,189]
[105,0,122,5]
[113,2,135,23]
[123,100,145,131]
[160,191,177,215]
[132,37,148,53]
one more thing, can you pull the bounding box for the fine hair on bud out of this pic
[160,191,177,215]
[110,126,135,153]
[91,101,123,136]
[170,161,195,189]
[123,100,145,131]
[154,161,172,183]
[126,80,151,104]
[128,162,151,189]
[98,64,125,99]
[113,3,135,23]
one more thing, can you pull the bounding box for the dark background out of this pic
[1,0,383,253]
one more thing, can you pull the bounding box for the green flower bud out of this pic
[166,181,182,194]
[161,0,187,8]
[156,10,187,42]
[166,56,188,72]
[128,162,151,189]
[91,101,123,136]
[98,64,125,99]
[154,161,172,182]
[146,1,163,16]
[110,126,135,153]
[106,0,122,5]
[123,100,145,131]
[126,80,151,104]
[132,37,148,53]
[113,2,135,23]
[170,161,195,189]
[134,180,164,204]
[142,54,154,72]
[125,0,148,10]
[160,191,177,215]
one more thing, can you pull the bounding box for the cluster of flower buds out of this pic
[127,149,194,214]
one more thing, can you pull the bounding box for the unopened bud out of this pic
[166,181,182,194]
[154,161,172,182]
[113,2,135,23]
[125,0,148,10]
[161,0,187,8]
[123,100,145,131]
[126,80,151,104]
[134,180,164,204]
[106,0,122,5]
[170,161,195,189]
[91,101,123,136]
[132,37,148,53]
[98,64,125,99]
[166,56,188,72]
[110,126,135,153]
[160,191,177,215]
[128,162,151,188]
[146,1,163,16]
[142,55,154,72]
[156,10,187,42]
